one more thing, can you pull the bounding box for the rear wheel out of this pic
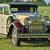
[6,17,14,38]
[12,26,20,46]
[6,17,12,34]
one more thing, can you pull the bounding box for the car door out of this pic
[0,7,4,34]
[0,6,9,35]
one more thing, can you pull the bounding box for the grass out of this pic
[38,6,50,18]
[0,38,50,50]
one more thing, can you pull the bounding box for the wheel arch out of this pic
[7,22,17,38]
[6,16,14,38]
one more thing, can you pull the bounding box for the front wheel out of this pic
[12,26,20,46]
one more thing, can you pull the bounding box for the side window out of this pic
[11,8,18,11]
[10,8,18,13]
[0,7,3,14]
[4,6,9,15]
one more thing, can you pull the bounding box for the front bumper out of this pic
[17,33,50,39]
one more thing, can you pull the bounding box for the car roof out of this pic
[0,2,38,8]
[8,2,38,8]
[8,2,36,4]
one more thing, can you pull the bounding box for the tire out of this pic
[6,17,14,38]
[6,16,14,33]
[12,26,20,46]
[48,40,50,46]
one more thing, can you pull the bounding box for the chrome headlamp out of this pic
[24,17,32,25]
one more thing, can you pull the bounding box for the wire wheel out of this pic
[6,18,12,33]
[12,26,20,46]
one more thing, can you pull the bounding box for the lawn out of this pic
[38,6,50,18]
[0,38,50,50]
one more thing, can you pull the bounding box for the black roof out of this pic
[8,2,38,7]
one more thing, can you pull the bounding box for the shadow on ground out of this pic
[0,38,50,47]
[19,41,50,47]
[19,45,50,47]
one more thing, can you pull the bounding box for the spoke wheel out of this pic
[12,26,20,46]
[6,18,12,33]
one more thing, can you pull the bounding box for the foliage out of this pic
[38,6,50,18]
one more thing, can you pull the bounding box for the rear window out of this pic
[4,6,9,15]
[0,7,3,14]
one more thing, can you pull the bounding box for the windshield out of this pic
[10,4,37,13]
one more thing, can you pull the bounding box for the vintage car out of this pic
[0,2,50,46]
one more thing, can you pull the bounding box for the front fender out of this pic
[11,22,28,33]
[12,20,23,28]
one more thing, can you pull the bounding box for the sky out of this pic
[44,0,50,2]
[44,0,50,4]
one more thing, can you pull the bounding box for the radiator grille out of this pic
[29,20,44,33]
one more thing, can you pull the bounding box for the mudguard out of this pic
[11,20,28,33]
